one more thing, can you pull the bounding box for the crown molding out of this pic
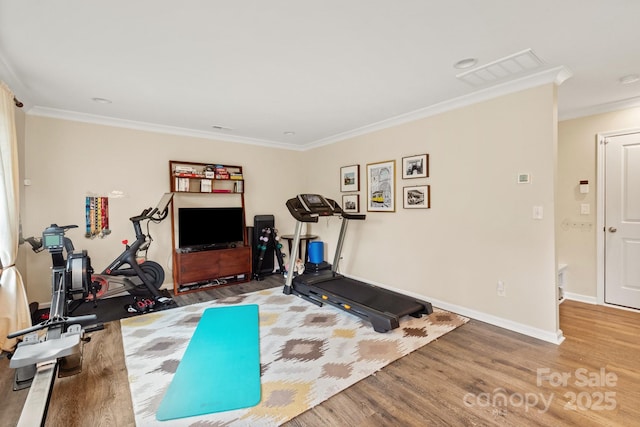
[27,106,305,151]
[26,65,571,152]
[304,65,572,150]
[559,96,640,121]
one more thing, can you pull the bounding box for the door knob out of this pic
[608,227,617,233]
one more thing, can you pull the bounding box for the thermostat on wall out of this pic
[580,180,589,194]
[517,173,531,184]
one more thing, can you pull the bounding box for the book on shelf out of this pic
[175,177,191,192]
[174,166,196,174]
[200,179,212,192]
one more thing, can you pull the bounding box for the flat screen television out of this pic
[178,207,244,250]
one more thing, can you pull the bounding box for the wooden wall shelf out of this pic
[169,160,250,295]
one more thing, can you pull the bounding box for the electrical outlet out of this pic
[532,206,543,220]
[580,203,590,215]
[497,280,506,297]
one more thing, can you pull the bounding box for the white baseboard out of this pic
[563,292,640,313]
[563,292,598,305]
[425,296,565,345]
[347,274,565,345]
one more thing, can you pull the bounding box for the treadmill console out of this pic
[298,194,335,214]
[286,194,341,222]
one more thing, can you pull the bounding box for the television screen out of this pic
[178,207,244,249]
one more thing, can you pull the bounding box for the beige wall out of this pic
[306,84,560,338]
[21,116,305,303]
[20,83,561,341]
[557,107,640,299]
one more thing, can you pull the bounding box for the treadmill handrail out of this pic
[342,212,365,220]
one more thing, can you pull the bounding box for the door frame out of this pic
[596,127,640,307]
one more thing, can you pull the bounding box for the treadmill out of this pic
[283,194,433,332]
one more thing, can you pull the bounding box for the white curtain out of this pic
[0,82,31,352]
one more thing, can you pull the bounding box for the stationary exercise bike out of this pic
[23,194,174,313]
[85,193,174,309]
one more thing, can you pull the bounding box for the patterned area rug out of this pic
[121,287,468,426]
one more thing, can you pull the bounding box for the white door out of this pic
[605,132,640,309]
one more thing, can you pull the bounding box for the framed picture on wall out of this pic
[402,154,429,179]
[342,194,359,213]
[340,164,360,192]
[367,160,395,212]
[403,185,431,209]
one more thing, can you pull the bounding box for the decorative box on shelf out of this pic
[169,161,244,194]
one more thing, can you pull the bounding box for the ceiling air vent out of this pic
[456,49,544,87]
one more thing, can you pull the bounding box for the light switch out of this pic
[533,206,543,220]
[580,203,590,215]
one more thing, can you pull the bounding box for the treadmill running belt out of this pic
[314,277,424,317]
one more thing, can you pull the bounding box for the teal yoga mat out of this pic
[156,304,261,421]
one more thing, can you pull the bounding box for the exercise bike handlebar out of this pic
[129,205,170,223]
[128,194,173,223]
[129,207,155,222]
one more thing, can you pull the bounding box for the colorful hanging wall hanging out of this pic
[85,196,110,238]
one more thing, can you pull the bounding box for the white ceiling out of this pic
[1,1,639,150]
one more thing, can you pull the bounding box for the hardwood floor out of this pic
[1,276,638,426]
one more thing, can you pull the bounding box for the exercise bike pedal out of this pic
[155,296,175,306]
[125,300,147,313]
[125,297,158,314]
